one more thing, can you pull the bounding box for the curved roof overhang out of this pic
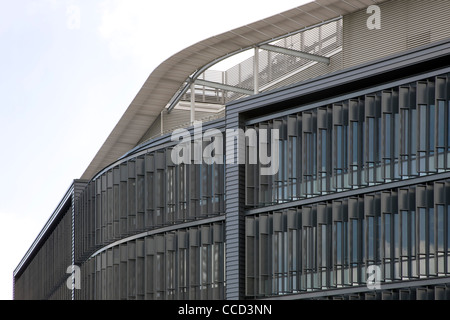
[81,0,388,180]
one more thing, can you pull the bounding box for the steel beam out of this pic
[190,82,195,123]
[260,44,330,65]
[195,79,253,96]
[254,47,259,94]
[166,17,341,113]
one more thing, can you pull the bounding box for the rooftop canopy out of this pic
[81,0,388,181]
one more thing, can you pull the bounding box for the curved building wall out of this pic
[13,207,72,300]
[73,131,226,299]
[75,221,225,300]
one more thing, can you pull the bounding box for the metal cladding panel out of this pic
[140,108,218,143]
[13,206,73,300]
[343,0,450,69]
[225,164,245,299]
[224,107,245,300]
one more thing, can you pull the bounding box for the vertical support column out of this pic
[190,82,196,124]
[253,47,259,95]
[71,179,89,300]
[225,107,245,300]
[319,24,323,55]
[71,186,75,301]
[160,110,164,135]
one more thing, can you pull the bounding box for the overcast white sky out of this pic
[0,0,310,300]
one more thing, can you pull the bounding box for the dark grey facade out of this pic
[13,1,450,300]
[232,38,450,300]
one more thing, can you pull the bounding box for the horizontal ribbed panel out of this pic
[344,0,450,69]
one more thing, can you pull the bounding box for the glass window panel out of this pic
[312,226,317,272]
[156,253,163,292]
[401,211,408,256]
[385,213,391,259]
[377,117,381,163]
[402,109,409,154]
[336,222,342,265]
[291,229,297,276]
[290,137,297,177]
[352,165,358,186]
[438,147,445,169]
[437,205,444,252]
[419,208,426,254]
[361,217,365,260]
[312,132,317,176]
[284,231,288,274]
[352,122,358,165]
[419,105,427,150]
[418,151,427,173]
[343,125,348,171]
[362,120,365,161]
[377,215,381,261]
[429,207,434,253]
[411,108,417,158]
[321,224,327,268]
[344,221,349,266]
[278,233,283,274]
[352,219,358,263]
[337,126,342,168]
[429,104,435,152]
[321,129,327,172]
[394,213,399,259]
[306,133,316,175]
[394,112,400,160]
[368,118,374,162]
[157,170,164,207]
[368,216,374,260]
[179,164,186,201]
[438,101,445,147]
[385,114,391,158]
[308,227,313,270]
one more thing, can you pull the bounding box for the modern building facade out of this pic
[13,0,450,300]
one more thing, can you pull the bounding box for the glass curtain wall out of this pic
[245,180,450,298]
[245,73,450,208]
[76,222,225,300]
[75,146,225,266]
[73,140,226,300]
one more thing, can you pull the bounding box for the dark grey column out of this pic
[225,106,245,300]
